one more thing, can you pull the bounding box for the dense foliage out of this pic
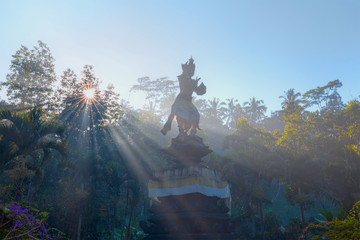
[309,201,360,239]
[1,41,360,239]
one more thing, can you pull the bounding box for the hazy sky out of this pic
[0,0,359,113]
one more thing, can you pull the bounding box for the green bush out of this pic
[309,201,360,240]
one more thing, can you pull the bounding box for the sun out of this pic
[84,88,95,100]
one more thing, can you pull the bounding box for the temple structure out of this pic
[140,58,235,240]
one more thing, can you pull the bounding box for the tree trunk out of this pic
[300,203,306,227]
[126,205,136,240]
[110,203,117,240]
[15,178,24,202]
[26,179,32,202]
[251,214,256,238]
[108,204,112,237]
[298,187,306,227]
[120,189,129,240]
[259,201,265,240]
[76,213,82,240]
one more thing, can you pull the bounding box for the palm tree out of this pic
[243,97,267,124]
[0,108,66,201]
[222,98,242,129]
[279,88,302,114]
[203,97,226,124]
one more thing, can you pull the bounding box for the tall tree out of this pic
[130,77,178,118]
[57,66,123,148]
[222,117,276,239]
[279,88,303,115]
[302,80,343,112]
[222,98,243,129]
[243,97,267,124]
[1,41,57,110]
[322,89,345,115]
[103,83,124,125]
[0,108,66,201]
[321,100,360,210]
[203,97,225,125]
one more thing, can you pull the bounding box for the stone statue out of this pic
[161,57,206,137]
[160,58,211,165]
[141,58,235,240]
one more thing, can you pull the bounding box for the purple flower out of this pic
[0,201,52,239]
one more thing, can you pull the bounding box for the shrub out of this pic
[309,201,360,240]
[0,200,52,239]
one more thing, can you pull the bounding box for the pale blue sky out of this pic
[0,0,359,113]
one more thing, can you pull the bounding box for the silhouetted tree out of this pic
[279,88,303,115]
[1,41,57,112]
[0,108,66,201]
[243,97,267,124]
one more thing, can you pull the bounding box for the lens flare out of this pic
[84,88,95,100]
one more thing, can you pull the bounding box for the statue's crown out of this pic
[181,57,195,76]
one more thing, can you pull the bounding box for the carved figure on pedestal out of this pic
[141,59,235,240]
[160,58,211,165]
[161,57,206,137]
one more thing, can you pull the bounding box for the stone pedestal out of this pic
[162,134,212,165]
[141,193,235,240]
[140,166,236,240]
[140,134,235,239]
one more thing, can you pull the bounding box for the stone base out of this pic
[140,193,236,240]
[143,233,236,240]
[162,134,212,165]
